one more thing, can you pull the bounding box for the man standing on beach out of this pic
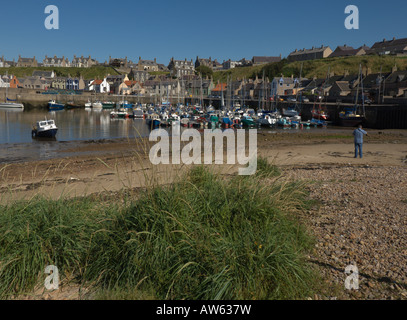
[353,125,368,158]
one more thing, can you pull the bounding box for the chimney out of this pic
[383,38,386,42]
[154,58,156,63]
[392,64,398,73]
[393,37,396,41]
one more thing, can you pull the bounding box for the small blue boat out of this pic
[48,100,65,111]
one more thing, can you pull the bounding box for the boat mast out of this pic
[354,64,361,113]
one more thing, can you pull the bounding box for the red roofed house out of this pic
[210,83,227,97]
[88,78,110,93]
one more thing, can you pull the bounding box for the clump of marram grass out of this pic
[255,156,281,178]
[0,160,315,300]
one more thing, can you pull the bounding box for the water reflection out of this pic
[0,108,152,145]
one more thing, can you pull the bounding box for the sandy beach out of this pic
[2,129,407,300]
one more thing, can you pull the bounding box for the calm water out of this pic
[0,108,152,163]
[0,108,352,163]
[0,108,152,144]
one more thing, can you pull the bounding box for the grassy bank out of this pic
[0,160,316,300]
[212,55,407,82]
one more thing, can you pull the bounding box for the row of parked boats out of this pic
[96,102,331,129]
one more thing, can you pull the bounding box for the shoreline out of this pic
[1,130,407,300]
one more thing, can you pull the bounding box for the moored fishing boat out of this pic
[32,119,58,138]
[102,101,115,109]
[48,100,65,111]
[65,101,83,109]
[146,114,161,127]
[110,108,129,119]
[0,100,24,110]
[339,64,365,127]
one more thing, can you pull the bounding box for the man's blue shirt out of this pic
[353,128,367,144]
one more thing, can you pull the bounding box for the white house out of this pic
[0,76,10,88]
[88,78,110,93]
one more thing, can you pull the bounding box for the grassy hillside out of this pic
[0,66,121,80]
[283,55,407,79]
[213,55,407,82]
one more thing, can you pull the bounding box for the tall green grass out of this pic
[0,161,315,300]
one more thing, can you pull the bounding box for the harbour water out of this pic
[0,108,355,163]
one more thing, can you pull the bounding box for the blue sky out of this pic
[1,0,406,65]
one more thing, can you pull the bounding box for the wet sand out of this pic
[1,129,407,202]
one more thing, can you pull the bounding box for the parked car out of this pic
[287,97,297,102]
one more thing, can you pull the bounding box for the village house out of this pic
[43,55,70,68]
[253,79,271,100]
[329,81,352,97]
[0,76,9,88]
[66,76,85,91]
[88,78,110,93]
[238,81,255,100]
[71,55,97,68]
[168,58,195,78]
[32,70,55,79]
[109,56,128,68]
[382,69,407,97]
[330,45,368,58]
[128,69,150,83]
[107,74,129,94]
[17,55,38,67]
[51,77,67,90]
[222,59,243,70]
[137,57,159,72]
[0,56,16,68]
[210,82,227,98]
[195,56,222,70]
[186,79,214,97]
[20,77,50,90]
[270,76,298,96]
[9,76,20,89]
[368,37,407,56]
[123,80,145,96]
[251,55,282,65]
[287,46,333,62]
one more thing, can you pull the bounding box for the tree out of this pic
[195,65,213,78]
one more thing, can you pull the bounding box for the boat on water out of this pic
[110,108,129,119]
[257,114,277,127]
[339,108,364,127]
[0,100,24,110]
[282,107,299,118]
[102,101,116,109]
[119,100,133,109]
[48,100,65,111]
[65,101,83,109]
[241,115,256,127]
[339,64,365,127]
[146,114,161,127]
[32,119,58,138]
[133,108,144,119]
[0,73,24,110]
[92,101,103,109]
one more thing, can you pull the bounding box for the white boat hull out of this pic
[0,102,24,110]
